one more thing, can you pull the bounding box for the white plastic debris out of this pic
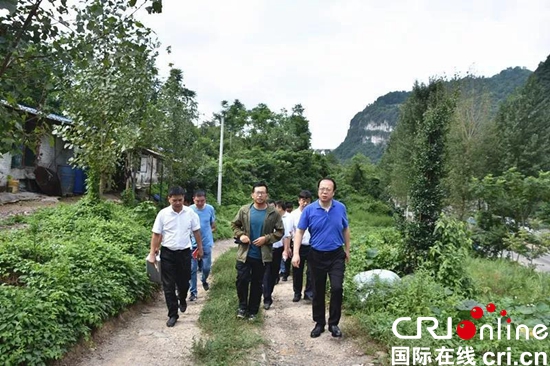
[353,269,400,302]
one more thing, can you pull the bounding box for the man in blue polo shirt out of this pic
[189,190,216,301]
[292,177,350,338]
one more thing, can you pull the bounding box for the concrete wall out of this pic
[0,153,11,190]
[0,134,73,191]
[135,154,161,189]
[36,135,73,171]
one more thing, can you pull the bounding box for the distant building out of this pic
[313,149,333,156]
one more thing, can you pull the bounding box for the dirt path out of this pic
[0,192,62,220]
[56,239,233,366]
[258,275,373,366]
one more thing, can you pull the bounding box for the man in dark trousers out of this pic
[262,200,291,310]
[292,178,350,338]
[289,189,313,302]
[148,186,203,327]
[279,201,295,281]
[231,182,284,320]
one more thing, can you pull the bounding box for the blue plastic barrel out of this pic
[58,165,75,196]
[73,168,86,195]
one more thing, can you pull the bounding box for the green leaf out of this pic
[516,305,535,315]
[152,0,162,13]
[366,248,378,258]
[456,299,481,311]
[0,0,17,14]
[536,303,550,313]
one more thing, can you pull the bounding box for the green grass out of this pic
[466,256,550,302]
[0,213,28,227]
[192,248,265,365]
[350,211,395,227]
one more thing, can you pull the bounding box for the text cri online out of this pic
[391,347,548,366]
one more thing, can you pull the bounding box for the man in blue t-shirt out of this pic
[188,190,216,301]
[292,177,350,339]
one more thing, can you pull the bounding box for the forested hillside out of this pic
[333,67,532,162]
[381,54,550,220]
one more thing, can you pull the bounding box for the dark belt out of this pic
[162,247,191,253]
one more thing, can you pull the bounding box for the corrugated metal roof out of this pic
[142,148,165,159]
[1,99,72,124]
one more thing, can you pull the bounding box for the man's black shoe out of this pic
[202,281,210,291]
[292,294,301,302]
[304,294,313,301]
[237,308,247,319]
[329,324,343,338]
[310,324,325,338]
[166,316,178,327]
[263,301,272,310]
[282,276,288,281]
[179,300,187,313]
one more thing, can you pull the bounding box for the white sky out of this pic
[137,0,550,149]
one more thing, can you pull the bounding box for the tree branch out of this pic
[0,0,44,78]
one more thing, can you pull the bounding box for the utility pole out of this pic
[217,114,224,205]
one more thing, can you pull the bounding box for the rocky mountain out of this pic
[333,67,533,162]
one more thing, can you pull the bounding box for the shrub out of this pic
[0,201,156,365]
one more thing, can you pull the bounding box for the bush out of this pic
[0,201,157,365]
[424,214,474,296]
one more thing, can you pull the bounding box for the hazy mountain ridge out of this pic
[333,67,533,162]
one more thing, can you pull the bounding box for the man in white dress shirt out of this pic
[148,186,203,327]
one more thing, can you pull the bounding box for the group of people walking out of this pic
[147,177,351,339]
[147,188,216,327]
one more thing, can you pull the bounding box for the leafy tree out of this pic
[470,168,550,257]
[494,61,550,176]
[152,68,201,187]
[0,0,163,155]
[343,154,381,198]
[192,100,329,204]
[399,80,456,273]
[444,76,494,218]
[0,0,68,154]
[286,104,311,151]
[54,0,159,200]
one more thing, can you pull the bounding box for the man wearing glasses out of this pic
[289,190,314,302]
[231,182,284,320]
[292,178,350,338]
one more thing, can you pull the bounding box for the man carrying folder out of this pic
[148,186,203,327]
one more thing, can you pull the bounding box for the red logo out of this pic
[456,302,512,340]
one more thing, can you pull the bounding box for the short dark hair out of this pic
[275,200,285,209]
[168,186,185,197]
[252,181,268,193]
[193,190,206,198]
[284,201,294,210]
[298,189,312,199]
[317,177,337,192]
